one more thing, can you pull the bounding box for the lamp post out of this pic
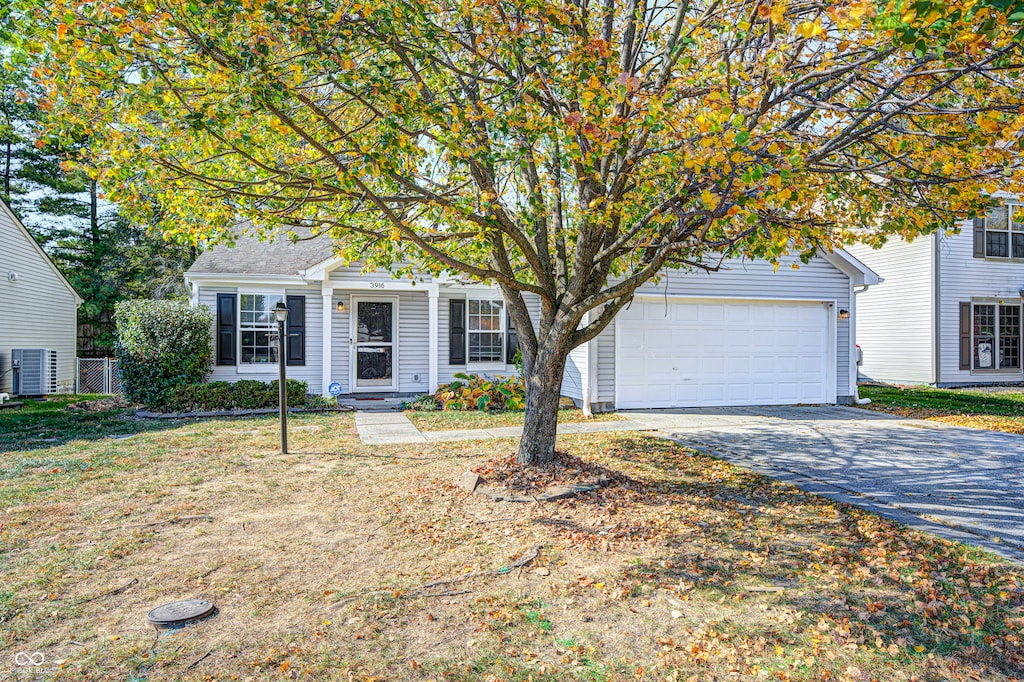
[272,300,290,454]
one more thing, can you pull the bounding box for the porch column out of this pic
[428,283,439,393]
[322,285,333,396]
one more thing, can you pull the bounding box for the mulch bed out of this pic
[471,450,632,496]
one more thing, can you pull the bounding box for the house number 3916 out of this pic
[369,282,385,289]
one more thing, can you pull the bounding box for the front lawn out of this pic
[407,407,623,432]
[3,404,1024,680]
[858,384,1024,433]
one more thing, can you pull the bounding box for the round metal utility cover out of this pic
[146,599,215,628]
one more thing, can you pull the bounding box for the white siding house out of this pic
[0,199,82,394]
[185,229,877,410]
[850,198,1024,387]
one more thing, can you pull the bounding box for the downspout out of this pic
[580,312,593,418]
[933,231,942,387]
[852,283,872,405]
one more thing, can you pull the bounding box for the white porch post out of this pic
[322,285,333,396]
[428,283,439,393]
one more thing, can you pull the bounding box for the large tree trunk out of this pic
[517,335,569,466]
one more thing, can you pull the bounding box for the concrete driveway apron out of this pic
[624,406,1024,564]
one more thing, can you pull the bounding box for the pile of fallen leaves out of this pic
[66,396,133,412]
[861,403,1024,434]
[471,450,633,494]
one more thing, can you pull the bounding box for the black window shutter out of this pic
[973,217,986,258]
[506,311,520,364]
[449,299,466,365]
[960,302,972,370]
[216,293,236,366]
[286,295,305,366]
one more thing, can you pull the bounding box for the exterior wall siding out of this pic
[937,219,1024,385]
[563,343,586,401]
[593,255,853,405]
[0,208,79,393]
[847,237,935,384]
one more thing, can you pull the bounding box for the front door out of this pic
[351,297,398,391]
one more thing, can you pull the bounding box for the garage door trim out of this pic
[614,295,837,409]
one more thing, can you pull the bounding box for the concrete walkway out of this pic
[354,411,650,446]
[354,412,426,445]
[625,406,1024,564]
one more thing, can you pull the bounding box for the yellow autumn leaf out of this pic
[797,20,823,39]
[769,3,786,24]
[701,189,716,208]
[848,1,872,20]
[978,113,1001,134]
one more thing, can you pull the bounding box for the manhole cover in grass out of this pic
[146,599,215,628]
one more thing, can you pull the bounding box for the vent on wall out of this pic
[12,349,58,395]
[7,272,17,282]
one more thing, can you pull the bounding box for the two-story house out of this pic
[849,197,1024,386]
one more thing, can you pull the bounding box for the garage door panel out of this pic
[672,305,699,322]
[617,300,831,409]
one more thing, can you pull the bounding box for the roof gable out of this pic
[0,199,83,305]
[186,224,336,276]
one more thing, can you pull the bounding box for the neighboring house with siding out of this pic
[0,199,82,394]
[849,197,1024,386]
[184,228,878,410]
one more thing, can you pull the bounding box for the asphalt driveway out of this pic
[625,406,1024,564]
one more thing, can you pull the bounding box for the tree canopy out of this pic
[9,0,1023,462]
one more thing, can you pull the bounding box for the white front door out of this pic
[616,299,833,409]
[350,297,398,391]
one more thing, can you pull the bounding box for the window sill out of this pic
[465,363,515,373]
[237,363,280,373]
[980,257,1024,264]
[969,368,1023,375]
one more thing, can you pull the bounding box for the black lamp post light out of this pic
[272,300,290,454]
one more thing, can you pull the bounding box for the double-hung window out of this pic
[971,302,1021,371]
[467,299,505,363]
[239,293,284,364]
[977,203,1024,259]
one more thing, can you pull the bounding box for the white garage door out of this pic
[616,299,832,409]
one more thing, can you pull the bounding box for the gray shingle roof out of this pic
[187,225,336,276]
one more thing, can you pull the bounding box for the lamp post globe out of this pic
[272,301,289,454]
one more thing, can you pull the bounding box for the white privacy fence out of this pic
[76,358,123,395]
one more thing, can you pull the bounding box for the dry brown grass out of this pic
[2,409,1024,681]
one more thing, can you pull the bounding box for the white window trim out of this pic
[237,290,286,373]
[970,299,1023,373]
[983,203,1024,260]
[466,297,508,369]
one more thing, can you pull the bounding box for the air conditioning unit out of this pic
[12,349,58,396]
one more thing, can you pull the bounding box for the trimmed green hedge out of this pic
[114,300,213,407]
[160,379,311,412]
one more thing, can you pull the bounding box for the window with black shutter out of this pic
[506,311,520,365]
[449,299,466,365]
[216,293,236,365]
[975,204,1024,259]
[959,302,971,369]
[286,295,305,366]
